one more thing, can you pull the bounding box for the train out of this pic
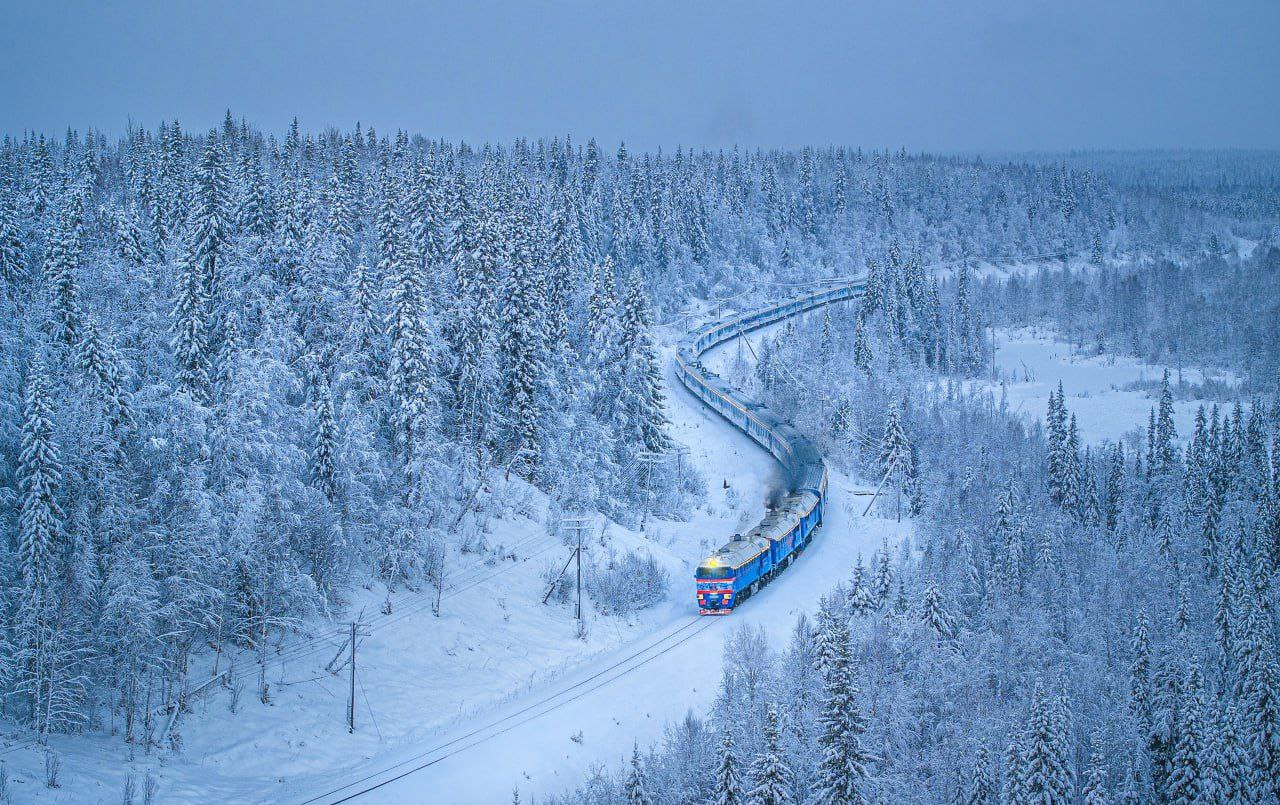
[674,279,866,615]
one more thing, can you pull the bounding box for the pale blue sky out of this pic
[1,0,1276,151]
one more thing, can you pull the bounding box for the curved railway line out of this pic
[301,277,866,803]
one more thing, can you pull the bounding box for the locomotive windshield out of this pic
[696,565,734,579]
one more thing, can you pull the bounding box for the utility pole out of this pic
[543,516,591,634]
[348,621,356,733]
[431,541,445,618]
[346,619,371,733]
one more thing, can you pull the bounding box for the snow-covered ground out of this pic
[281,321,904,803]
[0,311,903,804]
[974,325,1239,446]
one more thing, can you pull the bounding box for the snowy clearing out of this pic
[971,325,1240,446]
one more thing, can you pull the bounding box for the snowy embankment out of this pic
[970,325,1240,447]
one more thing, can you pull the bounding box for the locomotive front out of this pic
[695,559,736,614]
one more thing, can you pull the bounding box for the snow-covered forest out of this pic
[0,115,1278,802]
[552,193,1280,800]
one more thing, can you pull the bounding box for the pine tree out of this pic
[921,580,957,640]
[715,730,745,805]
[170,252,211,402]
[963,747,996,805]
[18,356,62,597]
[879,402,913,521]
[1021,683,1074,804]
[748,702,791,805]
[624,743,654,805]
[814,623,870,804]
[1166,667,1207,804]
[0,178,26,288]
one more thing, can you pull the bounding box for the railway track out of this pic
[297,616,719,803]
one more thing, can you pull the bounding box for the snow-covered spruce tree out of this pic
[624,743,654,805]
[189,131,230,303]
[0,176,26,289]
[17,355,61,600]
[1165,666,1207,803]
[170,250,211,403]
[963,747,996,805]
[813,621,870,804]
[919,579,957,641]
[614,272,671,464]
[499,197,546,479]
[879,401,914,521]
[44,184,88,348]
[12,354,72,739]
[715,729,745,805]
[748,702,792,805]
[1019,683,1074,804]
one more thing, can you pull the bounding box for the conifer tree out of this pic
[18,356,62,598]
[853,316,872,376]
[169,243,211,402]
[715,730,745,805]
[189,132,229,300]
[963,747,996,805]
[748,702,791,805]
[920,580,957,640]
[0,179,25,288]
[1021,683,1073,804]
[814,623,870,804]
[45,185,87,347]
[1047,383,1068,504]
[879,402,914,521]
[500,204,546,477]
[872,541,894,608]
[311,375,339,502]
[616,273,671,457]
[1166,667,1207,804]
[1082,749,1110,805]
[624,743,654,805]
[1153,370,1178,473]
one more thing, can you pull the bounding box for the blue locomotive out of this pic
[674,281,863,615]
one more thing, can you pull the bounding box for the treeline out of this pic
[981,246,1280,391]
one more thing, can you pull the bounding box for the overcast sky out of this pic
[1,0,1277,152]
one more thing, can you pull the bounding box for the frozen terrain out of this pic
[288,314,905,803]
[975,325,1239,446]
[0,308,902,804]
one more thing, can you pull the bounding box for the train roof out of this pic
[701,534,772,570]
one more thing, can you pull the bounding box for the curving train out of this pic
[674,280,866,615]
